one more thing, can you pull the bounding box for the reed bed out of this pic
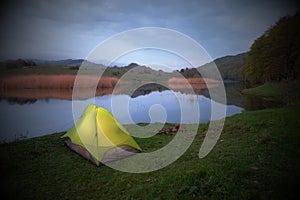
[0,75,119,89]
[168,77,220,89]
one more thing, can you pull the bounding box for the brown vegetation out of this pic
[155,124,186,135]
[0,75,119,89]
[168,77,220,89]
[0,75,123,99]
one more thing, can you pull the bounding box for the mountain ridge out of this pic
[1,52,247,81]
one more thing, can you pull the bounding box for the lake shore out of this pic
[241,82,283,97]
[241,80,300,106]
[1,105,299,199]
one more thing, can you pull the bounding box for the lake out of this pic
[0,88,244,143]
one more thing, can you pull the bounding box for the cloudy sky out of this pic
[0,0,299,67]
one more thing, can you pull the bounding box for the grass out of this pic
[1,105,300,199]
[241,80,300,108]
[242,82,283,97]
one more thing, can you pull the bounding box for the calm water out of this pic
[0,90,243,142]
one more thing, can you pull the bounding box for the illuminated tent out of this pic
[62,104,141,166]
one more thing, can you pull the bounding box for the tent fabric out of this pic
[62,104,141,166]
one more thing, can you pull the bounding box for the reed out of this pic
[167,77,220,89]
[0,75,119,89]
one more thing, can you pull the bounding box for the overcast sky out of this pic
[0,0,299,67]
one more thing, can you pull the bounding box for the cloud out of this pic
[0,0,299,62]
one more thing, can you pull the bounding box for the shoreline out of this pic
[1,103,295,144]
[1,104,299,199]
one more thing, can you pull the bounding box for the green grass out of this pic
[242,82,283,97]
[1,106,300,199]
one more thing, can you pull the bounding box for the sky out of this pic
[0,0,299,69]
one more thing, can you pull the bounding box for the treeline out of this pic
[244,11,300,84]
[0,59,36,69]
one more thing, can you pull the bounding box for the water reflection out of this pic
[0,88,115,101]
[0,90,243,143]
[202,82,285,111]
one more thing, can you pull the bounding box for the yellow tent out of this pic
[62,104,141,166]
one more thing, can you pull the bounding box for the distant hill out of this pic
[198,52,247,81]
[33,59,84,66]
[1,54,247,81]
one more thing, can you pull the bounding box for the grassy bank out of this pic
[242,80,300,106]
[242,82,283,97]
[1,105,300,199]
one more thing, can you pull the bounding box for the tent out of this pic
[62,104,141,166]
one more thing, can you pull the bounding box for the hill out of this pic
[177,52,247,81]
[33,59,84,66]
[212,52,247,81]
[0,54,247,82]
[197,52,247,81]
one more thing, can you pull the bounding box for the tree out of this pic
[244,11,300,85]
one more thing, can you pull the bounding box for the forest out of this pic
[244,11,300,84]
